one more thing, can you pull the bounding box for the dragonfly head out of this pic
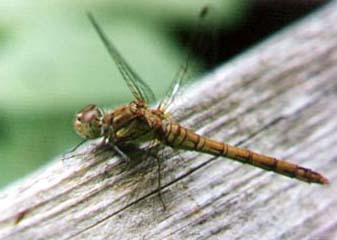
[74,104,103,139]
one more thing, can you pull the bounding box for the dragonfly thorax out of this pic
[74,104,103,139]
[97,101,167,145]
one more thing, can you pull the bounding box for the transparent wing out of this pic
[158,6,209,112]
[87,12,156,104]
[157,54,189,112]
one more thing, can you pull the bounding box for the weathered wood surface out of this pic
[1,2,337,240]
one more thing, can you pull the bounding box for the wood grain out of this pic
[1,2,337,240]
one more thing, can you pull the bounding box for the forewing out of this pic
[158,6,209,112]
[87,12,156,103]
[158,58,187,112]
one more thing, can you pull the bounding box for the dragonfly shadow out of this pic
[88,142,170,210]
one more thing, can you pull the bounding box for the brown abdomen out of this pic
[161,122,328,185]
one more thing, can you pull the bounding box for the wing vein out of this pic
[87,12,156,103]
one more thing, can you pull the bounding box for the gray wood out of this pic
[1,2,337,240]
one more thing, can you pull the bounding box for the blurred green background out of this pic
[0,0,328,188]
[0,0,249,188]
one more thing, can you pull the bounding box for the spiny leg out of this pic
[113,145,131,163]
[63,137,130,164]
[145,141,167,210]
[62,139,88,161]
[61,140,109,163]
[155,154,166,210]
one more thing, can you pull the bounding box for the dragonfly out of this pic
[73,12,328,187]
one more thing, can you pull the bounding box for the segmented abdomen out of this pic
[161,122,328,185]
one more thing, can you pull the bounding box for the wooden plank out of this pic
[1,2,337,240]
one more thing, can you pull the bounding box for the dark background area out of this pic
[176,0,330,69]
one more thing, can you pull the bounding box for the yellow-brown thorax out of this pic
[74,101,168,145]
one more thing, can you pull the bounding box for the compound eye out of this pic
[82,110,98,123]
[76,104,103,124]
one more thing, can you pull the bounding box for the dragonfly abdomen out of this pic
[161,122,328,185]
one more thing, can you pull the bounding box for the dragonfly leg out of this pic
[113,145,131,163]
[62,139,88,161]
[144,141,167,210]
[104,131,131,162]
[62,139,107,163]
[155,156,166,210]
